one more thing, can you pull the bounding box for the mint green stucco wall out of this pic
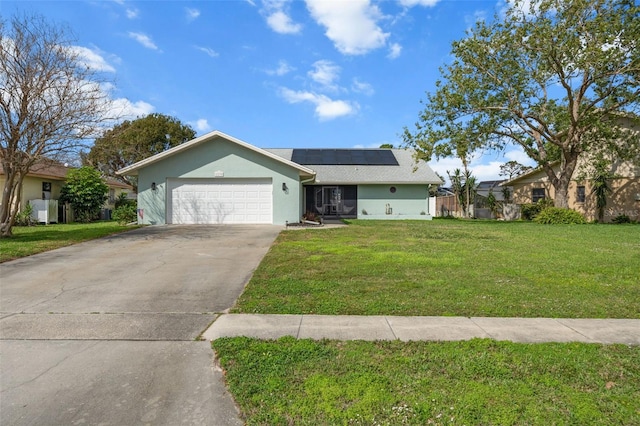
[357,184,430,217]
[136,138,303,225]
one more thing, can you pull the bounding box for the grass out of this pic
[233,220,640,318]
[0,221,140,262]
[213,336,640,425]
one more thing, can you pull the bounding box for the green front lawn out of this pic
[0,222,140,262]
[214,337,640,425]
[233,220,640,318]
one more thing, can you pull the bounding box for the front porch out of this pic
[304,185,358,219]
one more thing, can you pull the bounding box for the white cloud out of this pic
[279,87,358,121]
[399,0,441,7]
[110,98,155,121]
[262,0,302,34]
[504,147,537,167]
[267,10,302,34]
[195,46,219,58]
[126,8,139,19]
[305,0,389,55]
[499,0,543,17]
[266,60,295,76]
[191,118,211,133]
[128,32,159,50]
[308,60,341,89]
[186,8,201,21]
[387,42,402,59]
[351,78,374,96]
[429,148,537,186]
[71,46,116,73]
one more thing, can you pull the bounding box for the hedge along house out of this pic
[117,131,442,225]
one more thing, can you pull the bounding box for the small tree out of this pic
[590,158,613,222]
[448,168,477,217]
[499,161,533,180]
[60,167,108,222]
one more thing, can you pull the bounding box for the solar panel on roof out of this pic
[291,149,398,166]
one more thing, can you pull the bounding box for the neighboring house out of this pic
[500,160,640,222]
[0,160,132,223]
[116,131,442,225]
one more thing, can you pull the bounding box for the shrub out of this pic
[112,203,137,225]
[611,214,633,224]
[534,207,586,224]
[60,167,108,223]
[521,199,554,220]
[115,192,134,209]
[14,203,38,226]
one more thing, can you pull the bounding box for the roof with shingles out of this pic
[265,148,442,185]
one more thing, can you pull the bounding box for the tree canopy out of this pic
[60,166,108,223]
[84,113,196,190]
[0,13,112,236]
[403,0,640,208]
[499,161,533,180]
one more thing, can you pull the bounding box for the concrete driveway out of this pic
[0,225,282,425]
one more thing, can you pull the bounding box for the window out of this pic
[532,188,546,203]
[109,188,115,204]
[576,186,586,203]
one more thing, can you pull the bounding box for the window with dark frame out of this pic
[576,185,586,203]
[532,188,546,203]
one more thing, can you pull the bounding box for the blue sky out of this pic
[3,0,536,182]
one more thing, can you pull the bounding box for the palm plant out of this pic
[590,159,613,222]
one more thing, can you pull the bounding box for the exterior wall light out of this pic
[282,182,288,191]
[151,182,157,191]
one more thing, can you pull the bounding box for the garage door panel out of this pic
[169,178,272,224]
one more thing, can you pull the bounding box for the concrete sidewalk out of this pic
[203,314,640,345]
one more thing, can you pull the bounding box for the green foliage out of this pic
[60,167,108,223]
[590,158,613,222]
[611,214,634,224]
[114,192,134,209]
[486,190,499,216]
[499,161,533,180]
[403,0,640,209]
[534,207,587,224]
[520,199,554,221]
[14,203,37,227]
[214,337,640,425]
[112,203,137,225]
[84,113,196,191]
[448,168,478,217]
[501,186,511,203]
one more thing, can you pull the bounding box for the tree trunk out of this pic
[546,149,579,210]
[0,169,26,238]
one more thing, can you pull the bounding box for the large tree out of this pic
[84,113,196,191]
[0,13,112,237]
[403,0,640,208]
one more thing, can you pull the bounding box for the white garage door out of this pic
[168,178,272,224]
